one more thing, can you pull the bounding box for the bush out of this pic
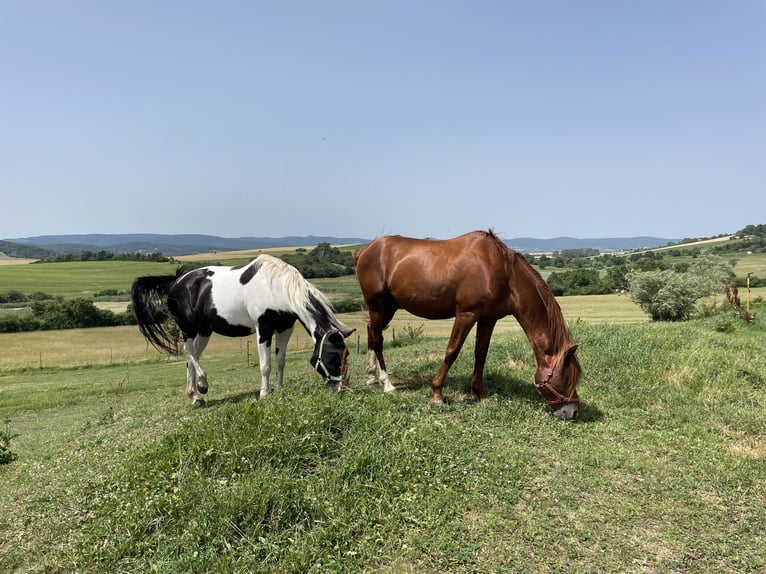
[0,420,19,465]
[627,254,732,321]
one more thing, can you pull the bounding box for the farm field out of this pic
[0,291,653,372]
[0,260,179,298]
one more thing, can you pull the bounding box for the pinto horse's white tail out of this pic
[130,274,181,356]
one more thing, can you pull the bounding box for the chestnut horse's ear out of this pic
[566,344,578,356]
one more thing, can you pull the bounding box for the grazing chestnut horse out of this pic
[353,230,581,420]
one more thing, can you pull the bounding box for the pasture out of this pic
[1,252,765,572]
[1,300,765,572]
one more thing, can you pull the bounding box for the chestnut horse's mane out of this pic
[482,230,574,353]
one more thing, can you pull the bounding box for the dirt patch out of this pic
[0,258,38,265]
[724,427,766,459]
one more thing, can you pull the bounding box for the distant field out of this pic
[0,260,177,298]
[175,243,365,263]
[0,292,653,372]
[0,258,38,265]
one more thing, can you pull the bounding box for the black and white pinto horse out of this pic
[131,254,355,406]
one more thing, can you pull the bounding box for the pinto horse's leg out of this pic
[470,318,496,400]
[430,312,478,404]
[273,326,294,391]
[184,340,196,399]
[256,332,273,399]
[184,335,210,406]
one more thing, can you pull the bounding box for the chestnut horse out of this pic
[353,230,581,420]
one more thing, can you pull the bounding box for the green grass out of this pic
[1,301,765,573]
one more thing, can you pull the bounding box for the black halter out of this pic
[312,331,344,385]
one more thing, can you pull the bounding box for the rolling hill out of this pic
[2,233,679,258]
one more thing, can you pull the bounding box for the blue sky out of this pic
[2,1,764,241]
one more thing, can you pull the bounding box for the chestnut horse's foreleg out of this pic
[431,313,477,404]
[471,318,496,400]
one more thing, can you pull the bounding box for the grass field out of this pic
[1,249,765,572]
[1,294,765,572]
[0,260,178,298]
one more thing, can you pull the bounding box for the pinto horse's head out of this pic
[534,345,582,421]
[310,328,356,392]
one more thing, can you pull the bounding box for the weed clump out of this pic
[0,419,19,465]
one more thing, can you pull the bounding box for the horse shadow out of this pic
[391,366,604,423]
[201,390,258,408]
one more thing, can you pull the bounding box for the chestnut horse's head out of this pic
[534,345,581,421]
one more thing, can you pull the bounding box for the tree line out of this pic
[0,297,136,333]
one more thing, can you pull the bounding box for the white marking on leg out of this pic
[365,350,380,386]
[380,369,396,394]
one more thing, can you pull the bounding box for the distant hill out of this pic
[3,234,371,257]
[0,240,57,260]
[2,233,680,258]
[503,236,678,252]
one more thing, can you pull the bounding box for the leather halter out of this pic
[534,358,580,407]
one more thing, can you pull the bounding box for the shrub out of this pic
[627,254,732,321]
[0,420,19,465]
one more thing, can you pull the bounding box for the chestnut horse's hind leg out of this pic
[470,318,496,400]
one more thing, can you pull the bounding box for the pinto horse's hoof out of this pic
[192,397,207,408]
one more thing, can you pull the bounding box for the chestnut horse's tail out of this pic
[130,274,181,356]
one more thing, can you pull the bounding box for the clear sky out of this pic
[2,1,764,241]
